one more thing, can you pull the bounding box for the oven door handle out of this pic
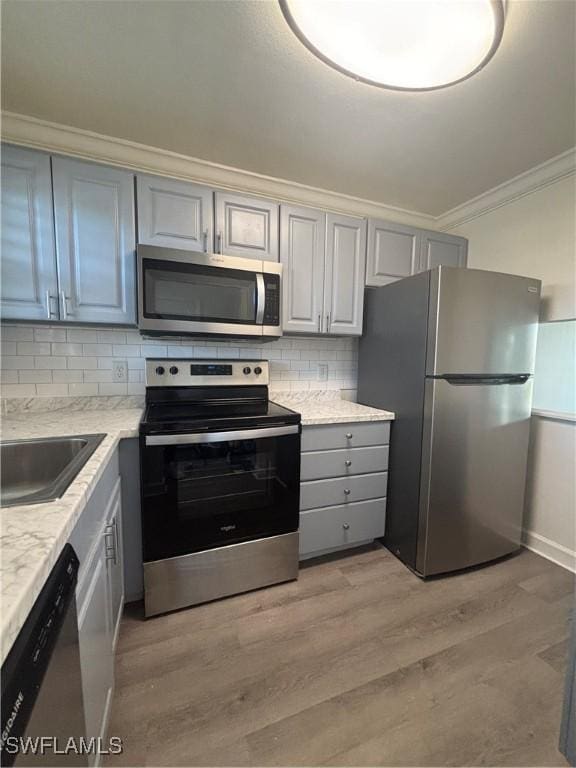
[145,424,300,446]
[255,273,265,325]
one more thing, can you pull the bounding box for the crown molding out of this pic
[3,112,574,232]
[0,111,435,228]
[437,147,576,230]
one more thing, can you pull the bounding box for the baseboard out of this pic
[522,529,576,573]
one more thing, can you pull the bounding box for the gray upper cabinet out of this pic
[280,204,326,333]
[365,218,468,286]
[136,175,213,252]
[324,213,367,336]
[215,191,279,261]
[419,230,468,271]
[366,218,420,287]
[1,146,59,321]
[52,157,136,325]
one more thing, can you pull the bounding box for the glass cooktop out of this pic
[140,398,300,435]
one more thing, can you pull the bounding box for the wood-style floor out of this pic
[106,544,574,767]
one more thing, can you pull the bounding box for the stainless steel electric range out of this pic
[139,359,301,617]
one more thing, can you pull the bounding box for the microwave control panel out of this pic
[263,274,280,326]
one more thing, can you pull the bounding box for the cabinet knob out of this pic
[345,460,352,467]
[344,488,351,495]
[342,523,350,530]
[346,433,353,440]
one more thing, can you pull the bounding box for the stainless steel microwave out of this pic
[137,245,282,338]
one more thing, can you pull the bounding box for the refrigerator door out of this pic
[417,375,533,576]
[427,267,541,376]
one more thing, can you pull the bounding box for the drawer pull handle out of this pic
[344,488,351,495]
[346,433,353,439]
[345,460,352,467]
[343,523,350,530]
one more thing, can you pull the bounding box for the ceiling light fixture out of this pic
[279,0,506,91]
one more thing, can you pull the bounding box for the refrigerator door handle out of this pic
[442,374,530,386]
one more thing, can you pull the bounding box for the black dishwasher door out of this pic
[0,544,87,767]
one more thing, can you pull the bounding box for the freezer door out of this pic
[427,267,541,375]
[417,375,533,576]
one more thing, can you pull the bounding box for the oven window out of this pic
[141,433,300,561]
[143,258,257,324]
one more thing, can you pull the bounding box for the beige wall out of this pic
[452,175,576,321]
[453,176,576,571]
[524,416,575,572]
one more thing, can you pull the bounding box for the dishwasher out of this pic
[1,544,87,767]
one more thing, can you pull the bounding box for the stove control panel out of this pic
[146,359,270,387]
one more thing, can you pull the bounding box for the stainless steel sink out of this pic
[0,434,106,507]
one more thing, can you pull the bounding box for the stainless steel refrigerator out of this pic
[358,266,541,577]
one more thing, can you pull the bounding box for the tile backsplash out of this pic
[0,325,358,398]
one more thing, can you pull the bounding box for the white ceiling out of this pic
[1,0,574,216]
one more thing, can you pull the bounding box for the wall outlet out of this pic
[318,363,329,381]
[112,360,128,383]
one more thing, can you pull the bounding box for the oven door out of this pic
[138,245,273,336]
[141,425,301,562]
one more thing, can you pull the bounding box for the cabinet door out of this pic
[366,218,420,286]
[215,191,279,261]
[77,538,114,757]
[0,146,59,321]
[419,230,468,271]
[105,480,124,652]
[136,175,213,252]
[280,204,326,333]
[52,157,136,325]
[324,213,367,336]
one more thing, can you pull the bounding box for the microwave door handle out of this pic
[255,273,265,324]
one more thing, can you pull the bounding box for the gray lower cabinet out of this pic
[52,157,136,325]
[299,421,390,559]
[77,536,113,764]
[301,472,388,511]
[300,445,389,481]
[70,449,124,765]
[0,146,59,321]
[105,479,124,651]
[136,174,213,252]
[419,229,468,270]
[280,204,326,333]
[301,421,390,451]
[300,499,387,556]
[215,191,279,261]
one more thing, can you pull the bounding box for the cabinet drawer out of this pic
[302,421,390,452]
[300,498,386,557]
[301,471,388,511]
[301,445,389,481]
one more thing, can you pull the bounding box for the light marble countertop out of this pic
[0,390,393,663]
[271,390,395,425]
[0,406,143,663]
